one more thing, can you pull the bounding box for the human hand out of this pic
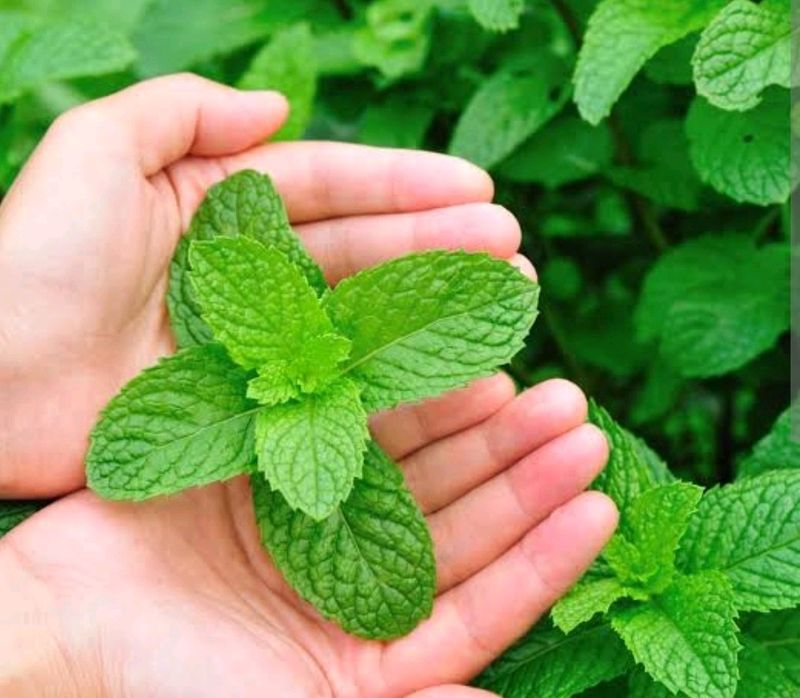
[1,378,615,697]
[0,74,527,498]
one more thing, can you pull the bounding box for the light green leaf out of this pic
[552,578,635,634]
[735,635,798,698]
[0,501,43,538]
[609,118,703,211]
[0,12,38,67]
[323,250,539,413]
[167,170,326,348]
[468,0,524,32]
[574,0,725,124]
[359,94,434,149]
[497,115,614,188]
[588,402,664,521]
[238,24,317,141]
[677,470,800,611]
[474,619,633,698]
[604,482,703,593]
[635,235,789,377]
[449,52,571,168]
[87,344,258,501]
[686,89,794,205]
[743,608,800,687]
[132,0,314,76]
[255,378,368,520]
[188,236,348,396]
[0,20,135,103]
[611,571,741,698]
[693,0,792,111]
[353,0,433,80]
[739,405,800,478]
[252,440,435,639]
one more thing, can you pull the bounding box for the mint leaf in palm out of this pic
[87,169,539,639]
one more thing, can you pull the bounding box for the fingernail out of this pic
[510,253,538,281]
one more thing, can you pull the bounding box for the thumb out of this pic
[46,73,289,175]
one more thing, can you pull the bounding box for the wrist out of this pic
[0,543,82,696]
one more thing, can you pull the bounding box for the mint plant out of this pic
[84,169,539,639]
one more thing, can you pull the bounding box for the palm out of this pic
[8,374,612,697]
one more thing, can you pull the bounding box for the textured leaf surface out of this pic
[167,170,326,347]
[604,482,703,593]
[693,0,791,111]
[611,572,740,698]
[0,20,134,102]
[589,402,663,521]
[574,0,725,124]
[739,406,800,478]
[474,620,632,698]
[255,379,368,520]
[468,0,524,32]
[324,250,539,412]
[238,23,316,140]
[87,344,257,501]
[497,116,614,188]
[449,52,571,168]
[686,89,794,205]
[0,501,43,538]
[635,235,789,377]
[552,577,633,633]
[677,470,800,611]
[253,441,434,638]
[188,237,348,395]
[735,635,797,698]
[743,608,800,687]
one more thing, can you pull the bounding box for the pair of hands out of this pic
[0,75,616,697]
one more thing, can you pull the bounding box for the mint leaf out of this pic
[635,235,789,377]
[252,440,434,638]
[0,20,135,103]
[552,578,636,634]
[255,378,368,520]
[738,406,800,478]
[628,667,675,698]
[603,482,703,593]
[474,619,633,698]
[0,501,43,538]
[686,89,794,205]
[736,635,798,698]
[589,402,663,521]
[611,571,741,698]
[468,0,524,33]
[238,23,317,141]
[743,608,800,687]
[449,52,571,168]
[353,0,433,80]
[167,170,326,347]
[497,115,614,188]
[188,236,348,395]
[87,344,257,501]
[693,0,791,111]
[573,0,725,124]
[359,93,434,149]
[323,250,539,413]
[677,470,800,612]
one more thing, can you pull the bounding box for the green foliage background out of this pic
[0,0,796,696]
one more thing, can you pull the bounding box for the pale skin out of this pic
[0,75,617,697]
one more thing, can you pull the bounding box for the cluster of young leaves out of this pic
[84,170,539,640]
[476,403,800,698]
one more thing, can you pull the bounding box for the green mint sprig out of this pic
[86,169,539,639]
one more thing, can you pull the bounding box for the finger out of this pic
[431,424,609,592]
[407,687,499,698]
[294,202,522,284]
[45,74,289,175]
[218,141,494,223]
[370,374,516,461]
[403,379,588,514]
[382,492,618,692]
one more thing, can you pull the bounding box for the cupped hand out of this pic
[0,74,527,498]
[1,377,615,697]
